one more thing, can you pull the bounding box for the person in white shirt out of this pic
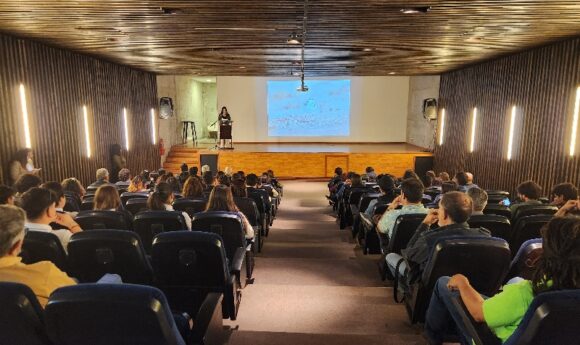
[20,187,82,252]
[147,182,192,230]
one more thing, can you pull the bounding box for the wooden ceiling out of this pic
[0,1,579,76]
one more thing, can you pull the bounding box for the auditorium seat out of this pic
[485,190,510,198]
[191,211,254,280]
[505,238,542,282]
[120,191,149,205]
[512,204,557,221]
[80,197,94,211]
[452,289,580,345]
[486,194,508,204]
[74,210,132,230]
[67,230,153,284]
[467,214,511,240]
[64,194,80,213]
[125,198,148,215]
[172,198,207,218]
[152,231,242,321]
[351,192,380,238]
[510,215,552,258]
[45,283,225,345]
[404,236,510,324]
[0,282,51,345]
[360,203,389,255]
[20,230,68,271]
[133,211,188,253]
[483,204,512,219]
[234,197,263,252]
[247,192,270,236]
[383,214,426,255]
[424,188,440,201]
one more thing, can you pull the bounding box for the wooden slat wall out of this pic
[434,37,580,195]
[0,33,159,186]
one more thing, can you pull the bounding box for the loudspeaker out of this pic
[422,98,438,120]
[414,156,434,186]
[200,154,218,173]
[159,97,174,119]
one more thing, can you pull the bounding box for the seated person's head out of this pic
[95,168,109,182]
[157,169,166,177]
[128,175,146,192]
[41,181,66,209]
[166,176,181,192]
[334,167,343,177]
[246,173,258,187]
[0,185,16,205]
[201,165,210,174]
[454,172,468,186]
[218,174,231,186]
[365,167,374,174]
[551,183,578,207]
[442,181,458,194]
[467,187,488,213]
[438,191,473,226]
[180,163,188,173]
[147,182,174,211]
[378,175,395,194]
[182,176,204,198]
[400,178,424,205]
[238,170,246,178]
[517,180,542,201]
[267,170,274,177]
[61,177,85,198]
[402,169,420,181]
[202,171,215,187]
[20,187,57,224]
[118,168,131,182]
[533,216,580,292]
[439,172,450,182]
[260,173,270,184]
[466,172,474,184]
[94,185,121,210]
[206,184,238,212]
[426,170,436,179]
[15,174,42,194]
[350,174,362,187]
[189,166,198,176]
[0,205,27,258]
[140,170,150,181]
[231,179,247,198]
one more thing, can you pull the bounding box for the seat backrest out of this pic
[0,282,50,345]
[510,215,552,257]
[505,290,580,345]
[67,230,153,284]
[234,197,260,226]
[483,204,512,218]
[486,190,510,197]
[191,211,245,261]
[247,192,266,214]
[387,213,426,254]
[506,238,543,281]
[486,194,508,204]
[513,205,558,221]
[172,198,207,218]
[120,191,149,205]
[372,203,389,216]
[45,284,185,345]
[74,210,132,230]
[80,197,94,211]
[422,236,511,295]
[133,211,188,253]
[125,198,148,215]
[467,214,511,240]
[63,195,80,212]
[20,231,68,271]
[358,193,381,212]
[348,187,373,205]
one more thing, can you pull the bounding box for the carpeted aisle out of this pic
[225,181,425,344]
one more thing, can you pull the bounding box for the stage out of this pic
[164,142,432,179]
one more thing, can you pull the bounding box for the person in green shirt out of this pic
[423,215,580,344]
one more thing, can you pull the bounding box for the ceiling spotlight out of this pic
[400,6,431,14]
[363,48,373,52]
[239,66,246,69]
[286,32,303,44]
[388,72,396,75]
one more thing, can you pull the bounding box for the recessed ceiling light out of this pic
[388,72,396,75]
[239,66,246,69]
[363,48,373,52]
[400,6,431,14]
[206,79,211,82]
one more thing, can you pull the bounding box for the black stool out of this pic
[181,121,197,145]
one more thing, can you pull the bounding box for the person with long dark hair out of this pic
[217,106,232,149]
[9,148,41,184]
[109,144,126,184]
[147,182,191,230]
[182,176,204,199]
[205,184,254,239]
[424,216,580,344]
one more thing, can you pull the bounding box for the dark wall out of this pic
[434,38,580,195]
[0,34,159,186]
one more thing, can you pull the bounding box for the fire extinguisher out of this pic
[159,138,165,156]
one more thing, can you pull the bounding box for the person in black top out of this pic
[218,106,232,148]
[109,144,126,184]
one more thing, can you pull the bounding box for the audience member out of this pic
[328,167,344,194]
[61,177,86,202]
[260,173,279,197]
[179,163,189,185]
[0,205,76,307]
[0,185,15,205]
[147,182,191,230]
[247,173,272,212]
[127,175,148,193]
[467,187,488,215]
[386,192,490,283]
[9,148,41,184]
[20,187,82,251]
[202,171,215,192]
[116,168,132,188]
[510,180,543,214]
[93,185,123,211]
[205,185,254,239]
[189,166,198,176]
[14,174,42,205]
[182,176,204,199]
[231,178,248,198]
[166,176,181,193]
[402,169,421,182]
[377,178,428,237]
[439,172,450,182]
[218,174,231,186]
[89,168,110,189]
[365,175,397,216]
[464,172,479,191]
[454,172,469,192]
[431,181,458,206]
[365,166,377,182]
[424,216,580,344]
[551,182,578,208]
[201,165,211,174]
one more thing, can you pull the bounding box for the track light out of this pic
[400,6,431,14]
[286,32,303,44]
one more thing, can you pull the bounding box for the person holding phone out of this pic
[9,148,41,184]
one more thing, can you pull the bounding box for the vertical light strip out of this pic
[19,84,32,149]
[123,107,130,150]
[507,106,517,160]
[570,86,580,156]
[150,108,156,145]
[83,105,91,158]
[469,107,477,153]
[438,108,446,145]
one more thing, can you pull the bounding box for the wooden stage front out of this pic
[165,142,432,179]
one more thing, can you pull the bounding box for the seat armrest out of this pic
[450,296,501,345]
[189,293,225,345]
[231,247,246,275]
[360,213,373,227]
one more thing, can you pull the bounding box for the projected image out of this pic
[267,80,350,136]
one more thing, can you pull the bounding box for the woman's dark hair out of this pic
[61,177,84,198]
[350,174,363,187]
[13,148,31,167]
[334,167,343,176]
[0,185,15,204]
[182,176,204,198]
[231,179,247,198]
[378,175,395,193]
[442,181,458,194]
[94,185,121,210]
[532,216,580,294]
[402,169,420,181]
[202,171,214,187]
[220,106,229,116]
[218,174,231,186]
[147,182,173,211]
[205,185,238,212]
[110,144,122,157]
[189,167,198,176]
[517,180,542,200]
[454,172,468,186]
[166,176,181,192]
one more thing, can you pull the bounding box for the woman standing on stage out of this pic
[9,148,41,184]
[218,106,232,149]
